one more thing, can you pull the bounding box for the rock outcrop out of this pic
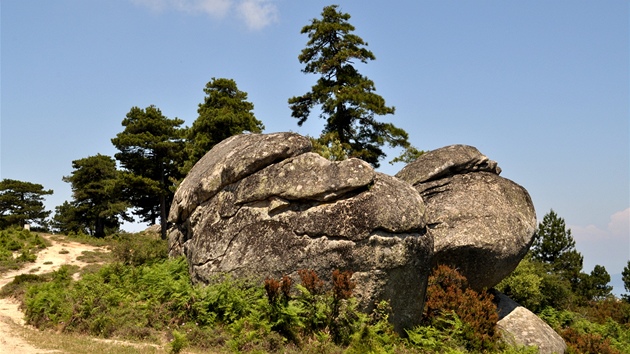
[168,132,433,333]
[396,145,537,290]
[493,290,567,354]
[169,134,539,334]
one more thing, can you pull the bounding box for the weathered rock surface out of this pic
[492,290,567,354]
[168,132,433,333]
[169,132,312,224]
[396,144,502,185]
[396,145,536,290]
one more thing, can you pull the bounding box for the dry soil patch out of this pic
[0,234,108,353]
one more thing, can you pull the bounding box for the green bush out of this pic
[539,306,630,354]
[0,227,48,272]
[169,330,189,354]
[111,231,168,266]
[23,266,74,329]
[19,254,546,353]
[0,273,48,301]
[497,256,574,313]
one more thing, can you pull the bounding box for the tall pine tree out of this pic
[0,179,52,229]
[60,154,129,237]
[112,105,186,239]
[531,209,584,286]
[183,78,264,173]
[289,5,416,167]
[623,260,630,301]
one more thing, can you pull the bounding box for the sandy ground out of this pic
[0,234,108,353]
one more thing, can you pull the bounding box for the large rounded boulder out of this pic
[396,145,536,290]
[168,132,433,333]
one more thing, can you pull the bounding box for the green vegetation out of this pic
[497,209,630,354]
[2,242,533,353]
[56,154,130,237]
[112,105,187,240]
[1,224,628,353]
[183,77,264,174]
[622,261,630,302]
[0,179,53,229]
[0,227,48,272]
[288,5,420,167]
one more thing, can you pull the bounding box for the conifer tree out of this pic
[0,179,52,229]
[51,201,84,235]
[531,209,584,286]
[112,105,186,239]
[183,78,264,173]
[623,260,630,301]
[588,265,612,300]
[289,5,416,167]
[60,154,129,237]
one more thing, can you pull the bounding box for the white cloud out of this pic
[569,208,630,287]
[572,208,630,242]
[608,208,630,237]
[237,0,279,30]
[132,0,231,17]
[192,0,232,18]
[131,0,278,29]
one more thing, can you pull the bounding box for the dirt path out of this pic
[0,234,108,353]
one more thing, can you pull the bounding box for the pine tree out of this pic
[623,260,630,301]
[183,78,264,173]
[289,5,416,167]
[588,265,612,300]
[531,209,584,285]
[51,201,84,235]
[60,154,129,237]
[0,179,53,229]
[111,105,186,239]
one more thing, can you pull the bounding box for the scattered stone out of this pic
[493,290,567,354]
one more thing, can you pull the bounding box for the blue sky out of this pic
[2,1,628,293]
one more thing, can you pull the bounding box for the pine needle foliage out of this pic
[289,5,417,168]
[183,78,264,174]
[531,209,583,285]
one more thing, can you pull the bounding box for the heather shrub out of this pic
[580,298,630,325]
[540,306,630,354]
[562,327,620,354]
[424,264,501,352]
